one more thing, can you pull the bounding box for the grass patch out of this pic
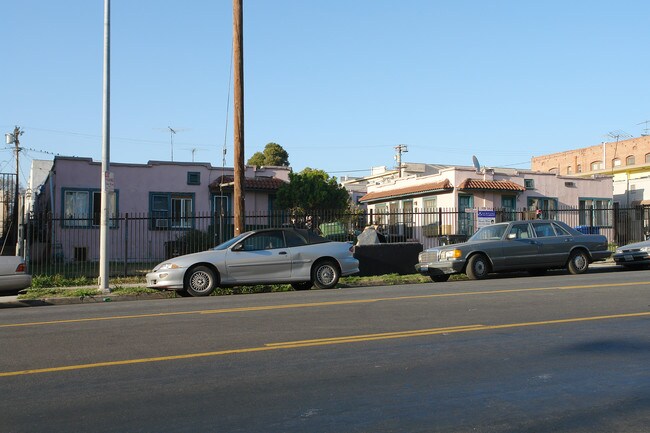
[19,273,461,300]
[19,287,103,300]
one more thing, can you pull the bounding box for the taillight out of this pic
[15,263,26,273]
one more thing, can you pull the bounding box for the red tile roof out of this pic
[209,176,287,192]
[457,179,525,191]
[359,179,453,203]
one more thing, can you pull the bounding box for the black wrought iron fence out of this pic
[21,206,650,278]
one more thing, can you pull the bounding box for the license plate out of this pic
[624,255,634,261]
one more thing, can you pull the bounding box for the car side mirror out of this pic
[232,243,244,252]
[507,233,516,240]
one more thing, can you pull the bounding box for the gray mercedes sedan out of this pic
[415,220,611,282]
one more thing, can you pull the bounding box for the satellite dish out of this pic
[472,155,481,173]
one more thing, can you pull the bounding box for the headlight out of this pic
[640,247,650,253]
[157,263,181,271]
[443,249,462,260]
[615,249,623,254]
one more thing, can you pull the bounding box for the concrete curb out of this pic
[0,261,623,309]
[0,290,173,309]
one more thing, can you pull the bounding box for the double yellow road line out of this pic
[2,311,649,377]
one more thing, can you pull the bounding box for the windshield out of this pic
[213,232,250,250]
[468,224,508,241]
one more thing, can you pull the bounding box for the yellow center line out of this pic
[1,311,649,377]
[1,281,647,329]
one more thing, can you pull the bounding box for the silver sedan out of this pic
[613,239,650,268]
[415,220,611,281]
[146,228,359,296]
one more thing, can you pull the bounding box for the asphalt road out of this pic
[1,268,649,432]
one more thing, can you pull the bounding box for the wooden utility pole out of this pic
[233,0,245,235]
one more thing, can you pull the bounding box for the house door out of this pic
[501,195,516,221]
[458,195,474,236]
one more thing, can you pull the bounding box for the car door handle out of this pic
[278,251,288,255]
[565,238,573,242]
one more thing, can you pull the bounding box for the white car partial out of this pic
[0,256,32,295]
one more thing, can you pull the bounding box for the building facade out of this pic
[358,165,613,242]
[531,135,650,206]
[33,156,290,263]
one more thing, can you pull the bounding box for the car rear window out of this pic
[285,230,308,247]
[293,229,330,245]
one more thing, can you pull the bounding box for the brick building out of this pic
[531,135,650,205]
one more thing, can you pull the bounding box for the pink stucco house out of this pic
[34,156,290,264]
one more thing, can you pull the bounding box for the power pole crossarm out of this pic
[394,144,408,178]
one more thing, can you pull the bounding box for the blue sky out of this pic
[2,1,650,186]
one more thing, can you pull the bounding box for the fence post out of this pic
[25,213,32,272]
[123,213,128,277]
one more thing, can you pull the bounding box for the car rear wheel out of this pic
[185,265,218,296]
[430,274,450,282]
[312,260,340,289]
[291,281,312,291]
[466,254,490,280]
[567,250,589,274]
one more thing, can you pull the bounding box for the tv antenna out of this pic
[637,121,650,137]
[155,126,189,161]
[183,147,209,162]
[605,130,632,142]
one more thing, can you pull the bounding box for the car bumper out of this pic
[590,250,613,262]
[613,252,650,266]
[0,274,32,293]
[339,257,360,277]
[415,260,465,276]
[146,268,186,290]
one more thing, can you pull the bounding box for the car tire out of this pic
[466,254,490,280]
[567,250,589,274]
[312,260,340,289]
[291,281,313,291]
[184,265,218,296]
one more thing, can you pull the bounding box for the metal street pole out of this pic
[233,0,245,235]
[99,0,111,292]
[7,126,23,256]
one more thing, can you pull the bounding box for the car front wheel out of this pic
[567,250,589,274]
[312,260,340,289]
[466,254,490,280]
[185,265,218,296]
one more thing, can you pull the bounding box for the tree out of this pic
[275,168,350,212]
[247,142,289,167]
